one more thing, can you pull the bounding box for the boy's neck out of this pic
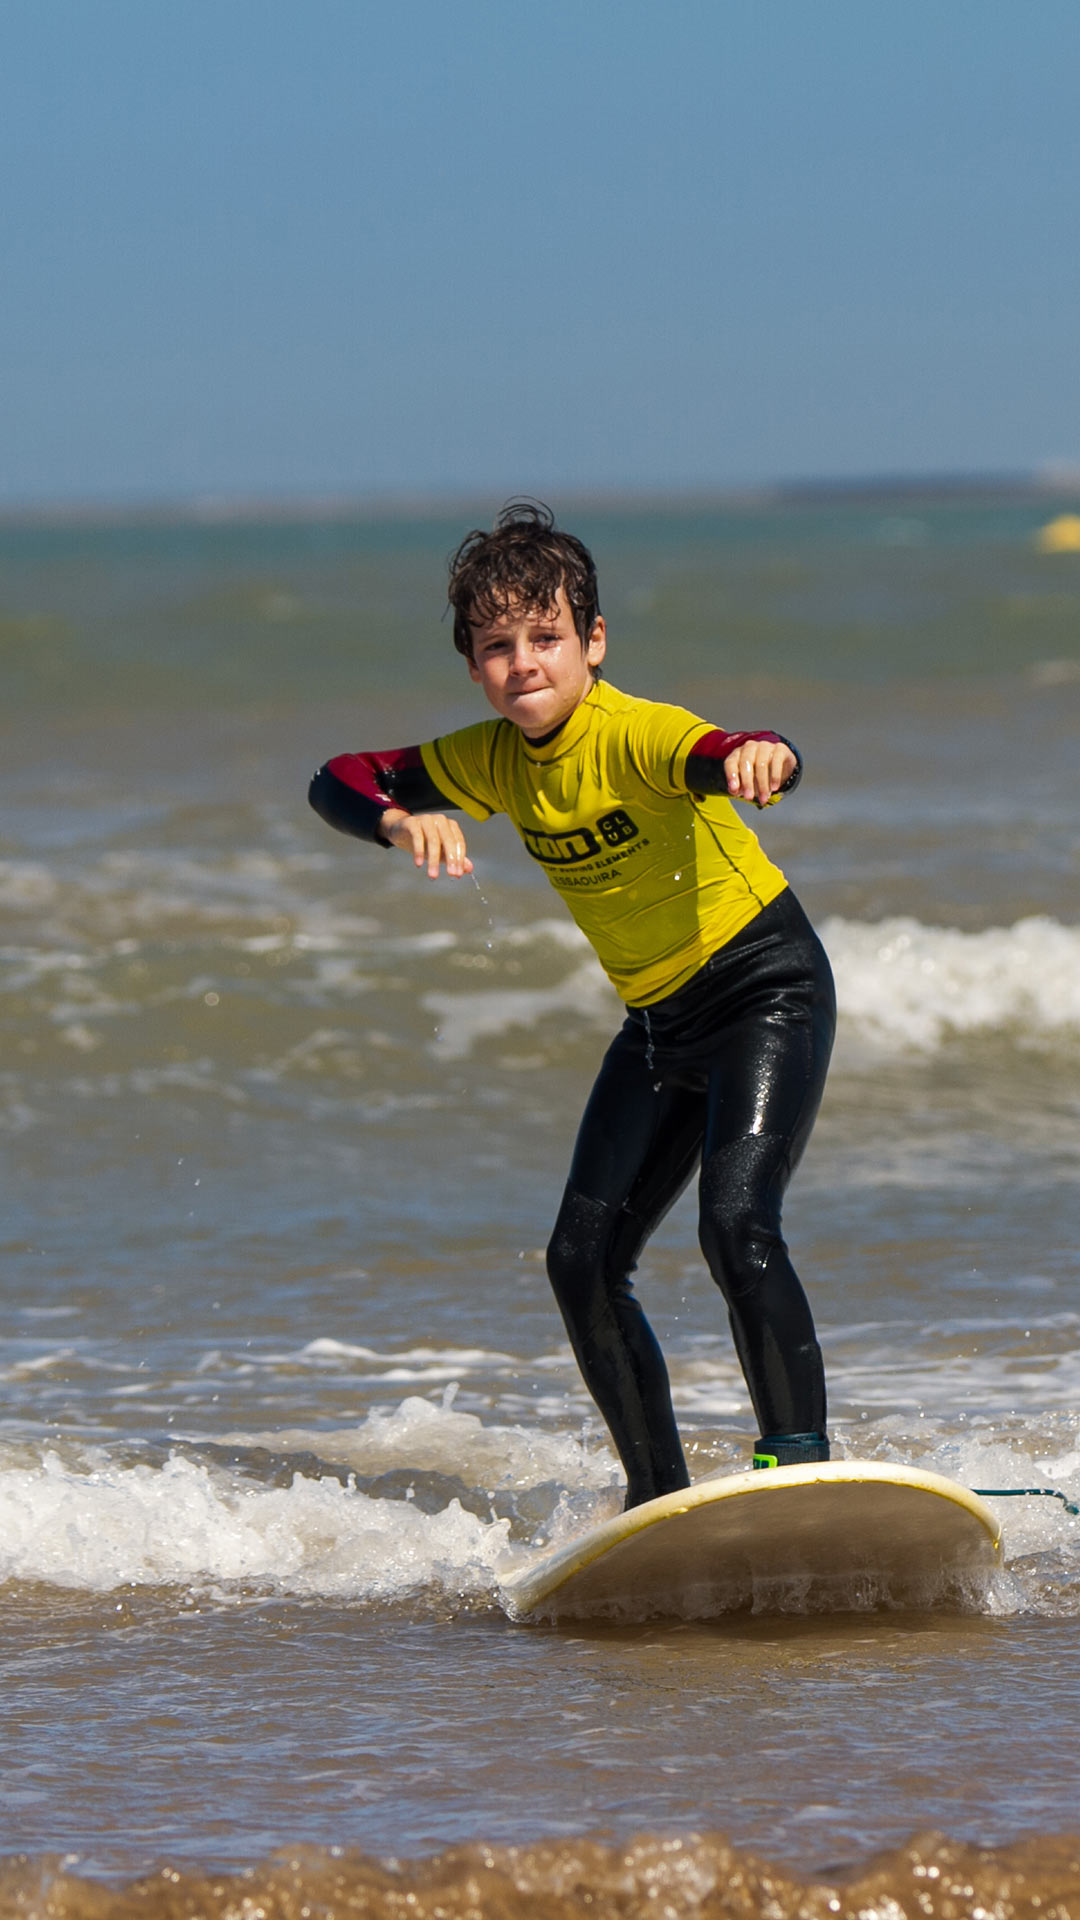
[525,717,570,748]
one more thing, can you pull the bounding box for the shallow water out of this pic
[2,495,1080,1909]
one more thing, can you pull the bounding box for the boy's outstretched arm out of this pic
[309,747,450,841]
[685,730,802,809]
[308,748,473,878]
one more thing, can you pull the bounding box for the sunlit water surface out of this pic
[2,497,1080,1913]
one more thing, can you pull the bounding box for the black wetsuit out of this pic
[547,886,835,1507]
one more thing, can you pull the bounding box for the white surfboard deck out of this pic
[504,1460,1002,1622]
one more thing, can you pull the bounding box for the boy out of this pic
[309,502,835,1508]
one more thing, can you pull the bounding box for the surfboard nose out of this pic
[503,1461,1002,1622]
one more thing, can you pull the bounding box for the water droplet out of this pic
[471,871,496,950]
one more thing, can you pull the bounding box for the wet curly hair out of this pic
[447,501,601,659]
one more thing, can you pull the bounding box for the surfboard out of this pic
[504,1460,1002,1622]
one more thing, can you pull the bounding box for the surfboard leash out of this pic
[972,1485,1080,1517]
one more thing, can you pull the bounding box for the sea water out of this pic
[2,495,1080,1915]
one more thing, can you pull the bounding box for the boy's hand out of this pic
[724,740,797,808]
[382,808,474,878]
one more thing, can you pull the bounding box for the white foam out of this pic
[221,1393,616,1493]
[819,1313,1080,1420]
[417,916,1080,1061]
[0,861,58,908]
[424,961,615,1058]
[17,877,1076,1067]
[0,1403,1077,1616]
[0,1395,618,1605]
[498,918,590,951]
[0,1447,516,1602]
[823,915,1080,1054]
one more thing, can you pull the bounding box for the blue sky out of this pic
[3,1,1078,505]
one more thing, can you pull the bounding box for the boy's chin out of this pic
[503,694,558,729]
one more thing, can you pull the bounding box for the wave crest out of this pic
[823,914,1080,1053]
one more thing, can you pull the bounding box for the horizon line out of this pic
[1,467,1079,529]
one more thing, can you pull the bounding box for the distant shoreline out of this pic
[2,470,1079,529]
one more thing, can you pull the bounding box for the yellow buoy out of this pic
[1035,513,1080,553]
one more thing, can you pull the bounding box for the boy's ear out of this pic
[466,655,481,682]
[586,617,607,668]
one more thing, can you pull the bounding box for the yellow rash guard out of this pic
[419,680,788,1006]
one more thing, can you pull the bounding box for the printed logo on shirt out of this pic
[522,811,642,868]
[596,809,639,847]
[522,825,601,866]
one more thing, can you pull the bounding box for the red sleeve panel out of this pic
[684,730,802,805]
[308,746,455,845]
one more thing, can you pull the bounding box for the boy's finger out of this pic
[446,822,469,876]
[419,820,438,870]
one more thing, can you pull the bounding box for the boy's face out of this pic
[466,587,606,738]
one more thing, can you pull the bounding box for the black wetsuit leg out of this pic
[546,889,835,1506]
[546,1048,704,1508]
[696,980,834,1442]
